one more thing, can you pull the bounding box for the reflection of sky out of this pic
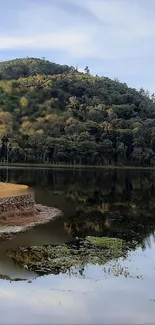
[0,237,155,324]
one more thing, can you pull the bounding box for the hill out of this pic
[0,58,76,80]
[0,57,155,167]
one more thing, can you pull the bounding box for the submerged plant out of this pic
[7,236,128,276]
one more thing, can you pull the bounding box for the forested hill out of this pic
[0,57,155,166]
[0,58,76,80]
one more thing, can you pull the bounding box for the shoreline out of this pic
[0,205,62,241]
[0,163,155,171]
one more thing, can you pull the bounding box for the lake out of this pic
[0,167,155,324]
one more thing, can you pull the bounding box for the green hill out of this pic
[0,57,155,167]
[0,57,76,80]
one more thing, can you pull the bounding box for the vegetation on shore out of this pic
[0,57,155,166]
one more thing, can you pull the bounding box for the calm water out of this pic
[0,167,155,324]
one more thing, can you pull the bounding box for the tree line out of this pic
[0,57,155,166]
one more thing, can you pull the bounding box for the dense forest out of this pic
[0,57,155,166]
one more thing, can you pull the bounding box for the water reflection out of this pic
[1,167,155,251]
[0,168,155,323]
[0,249,155,325]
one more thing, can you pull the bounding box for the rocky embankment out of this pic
[0,204,62,240]
[0,192,62,240]
[0,194,35,218]
[7,237,127,275]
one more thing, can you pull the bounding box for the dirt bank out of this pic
[0,205,62,240]
[0,183,62,240]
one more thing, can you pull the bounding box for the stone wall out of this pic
[0,193,35,219]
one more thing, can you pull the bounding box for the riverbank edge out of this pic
[2,163,155,170]
[0,205,63,241]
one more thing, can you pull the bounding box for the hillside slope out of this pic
[0,58,76,80]
[0,58,155,166]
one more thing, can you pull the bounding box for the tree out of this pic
[0,135,8,161]
[20,96,29,108]
[0,111,13,135]
[84,66,90,75]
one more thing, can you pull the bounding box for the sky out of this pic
[0,0,155,92]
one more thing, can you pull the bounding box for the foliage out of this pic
[7,237,126,275]
[0,57,155,166]
[0,57,76,80]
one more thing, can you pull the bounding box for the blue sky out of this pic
[0,0,155,92]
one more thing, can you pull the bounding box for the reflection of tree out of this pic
[4,167,155,250]
[62,170,155,250]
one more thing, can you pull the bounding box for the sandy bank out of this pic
[0,182,30,197]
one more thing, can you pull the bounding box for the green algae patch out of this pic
[87,236,124,259]
[63,247,71,255]
[87,236,123,248]
[7,237,127,276]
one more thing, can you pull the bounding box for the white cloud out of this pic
[84,0,155,38]
[1,0,155,63]
[0,32,87,50]
[78,67,85,73]
[0,1,89,51]
[0,0,155,94]
[0,275,94,324]
[71,0,155,59]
